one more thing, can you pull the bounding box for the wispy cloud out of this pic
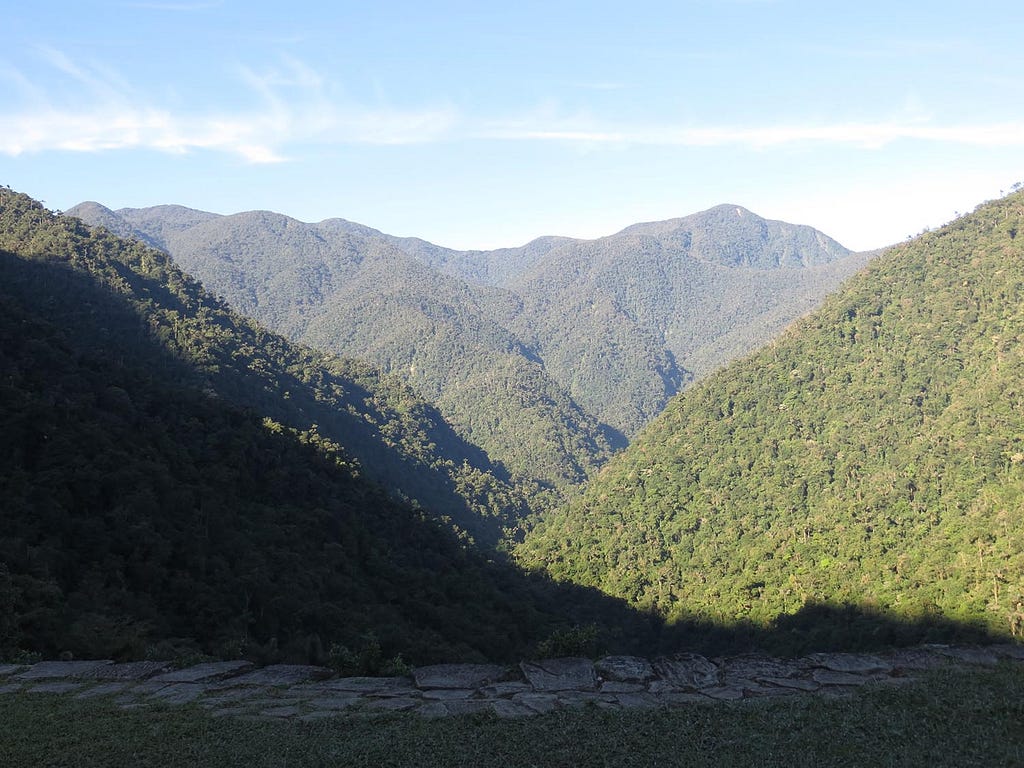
[0,50,457,162]
[35,45,134,104]
[0,103,458,161]
[479,117,1024,150]
[5,48,1023,163]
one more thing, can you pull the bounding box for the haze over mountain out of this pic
[516,190,1024,648]
[69,201,871,491]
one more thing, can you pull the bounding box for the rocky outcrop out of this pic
[1,644,1020,721]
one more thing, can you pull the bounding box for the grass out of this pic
[2,665,1024,767]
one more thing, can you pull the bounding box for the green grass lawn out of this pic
[3,664,1023,768]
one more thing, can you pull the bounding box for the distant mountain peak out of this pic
[606,203,851,270]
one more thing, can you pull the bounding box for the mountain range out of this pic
[4,183,1022,664]
[68,201,872,493]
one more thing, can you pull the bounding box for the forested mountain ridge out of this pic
[68,202,618,492]
[0,187,671,663]
[515,190,1024,648]
[28,202,537,545]
[69,201,869,488]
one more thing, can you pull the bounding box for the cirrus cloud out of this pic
[4,48,1024,163]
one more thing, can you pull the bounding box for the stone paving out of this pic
[2,644,1022,721]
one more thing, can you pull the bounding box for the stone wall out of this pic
[2,644,1021,721]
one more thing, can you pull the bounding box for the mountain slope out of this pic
[68,203,618,491]
[46,206,537,545]
[516,191,1024,647]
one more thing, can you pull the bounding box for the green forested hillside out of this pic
[516,191,1024,647]
[27,202,537,547]
[68,203,617,491]
[0,188,659,663]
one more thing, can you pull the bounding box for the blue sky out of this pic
[3,1,1023,251]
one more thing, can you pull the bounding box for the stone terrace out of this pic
[2,644,1022,722]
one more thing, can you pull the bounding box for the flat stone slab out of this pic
[479,681,532,697]
[75,682,131,699]
[224,664,334,686]
[421,688,476,701]
[660,692,712,705]
[199,688,265,707]
[744,684,799,698]
[596,655,655,684]
[319,676,413,694]
[413,663,507,689]
[0,683,25,695]
[86,661,173,681]
[0,664,26,677]
[720,678,784,696]
[760,676,820,692]
[812,670,870,686]
[806,653,892,675]
[28,681,84,694]
[720,656,805,682]
[613,692,662,709]
[703,685,746,701]
[520,658,598,692]
[307,695,360,711]
[259,705,302,718]
[600,681,646,694]
[557,691,617,707]
[511,692,561,714]
[652,654,720,690]
[936,647,999,666]
[15,661,113,680]
[298,711,338,722]
[147,683,206,704]
[151,661,253,683]
[888,647,951,673]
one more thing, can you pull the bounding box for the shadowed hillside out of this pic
[0,188,666,663]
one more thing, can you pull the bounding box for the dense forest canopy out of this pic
[516,190,1024,648]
